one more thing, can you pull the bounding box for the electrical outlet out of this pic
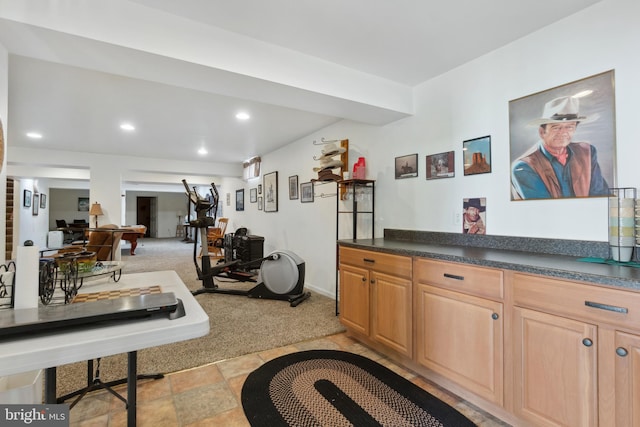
[454,212,462,225]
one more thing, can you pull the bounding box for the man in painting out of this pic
[511,96,609,199]
[463,198,486,234]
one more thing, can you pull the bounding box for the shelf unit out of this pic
[336,179,375,240]
[335,179,375,314]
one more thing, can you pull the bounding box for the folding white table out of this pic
[0,270,210,426]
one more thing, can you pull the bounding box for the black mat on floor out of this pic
[241,349,475,426]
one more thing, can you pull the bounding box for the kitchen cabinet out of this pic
[339,246,412,356]
[513,272,640,426]
[614,331,640,426]
[513,306,597,426]
[414,258,504,405]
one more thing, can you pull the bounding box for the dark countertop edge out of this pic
[338,238,640,292]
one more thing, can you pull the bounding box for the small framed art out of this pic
[236,189,245,211]
[263,171,278,212]
[289,175,299,199]
[463,136,491,176]
[40,194,47,209]
[23,189,32,208]
[301,182,314,203]
[426,151,455,179]
[78,197,89,211]
[33,194,39,216]
[395,154,418,179]
[250,188,257,203]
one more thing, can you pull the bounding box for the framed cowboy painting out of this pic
[509,70,615,201]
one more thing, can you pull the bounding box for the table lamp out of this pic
[90,202,104,228]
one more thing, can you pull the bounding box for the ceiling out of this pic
[0,0,601,168]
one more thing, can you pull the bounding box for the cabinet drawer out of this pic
[339,247,411,279]
[513,273,640,330]
[413,258,503,300]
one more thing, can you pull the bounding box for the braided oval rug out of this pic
[241,350,475,427]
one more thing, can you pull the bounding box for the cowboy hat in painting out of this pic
[527,96,598,126]
[463,198,486,212]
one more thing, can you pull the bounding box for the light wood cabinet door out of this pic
[415,284,503,405]
[339,263,370,335]
[513,307,598,427]
[371,271,412,357]
[615,331,640,426]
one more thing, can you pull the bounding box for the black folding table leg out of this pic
[45,367,57,403]
[127,351,137,427]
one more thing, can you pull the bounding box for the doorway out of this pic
[136,197,156,237]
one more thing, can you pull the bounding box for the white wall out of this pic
[124,191,187,238]
[2,0,638,296]
[15,179,51,249]
[49,188,90,229]
[234,0,640,297]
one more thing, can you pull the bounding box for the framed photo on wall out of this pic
[32,194,39,216]
[509,70,615,201]
[426,151,455,179]
[462,197,486,234]
[300,182,314,203]
[250,188,257,203]
[40,194,47,209]
[23,189,32,207]
[394,154,418,179]
[289,175,299,199]
[78,197,89,211]
[463,136,491,176]
[258,197,263,210]
[236,189,245,211]
[263,171,278,212]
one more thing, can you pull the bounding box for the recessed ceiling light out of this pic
[120,123,136,131]
[26,132,43,139]
[235,112,250,120]
[198,147,208,155]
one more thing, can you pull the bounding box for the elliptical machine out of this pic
[182,180,311,307]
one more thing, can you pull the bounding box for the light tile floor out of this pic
[67,333,511,426]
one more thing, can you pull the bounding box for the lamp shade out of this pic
[89,202,104,216]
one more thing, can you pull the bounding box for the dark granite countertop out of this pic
[338,233,640,292]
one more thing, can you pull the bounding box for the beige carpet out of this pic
[56,237,344,397]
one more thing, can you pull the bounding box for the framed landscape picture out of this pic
[263,171,278,212]
[463,136,491,176]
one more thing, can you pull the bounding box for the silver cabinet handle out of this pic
[582,338,593,347]
[584,301,628,314]
[616,347,628,357]
[491,313,499,320]
[444,273,464,281]
[363,258,375,264]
